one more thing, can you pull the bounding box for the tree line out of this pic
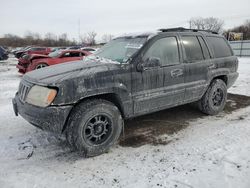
[0,31,114,48]
[0,32,78,47]
[189,17,250,40]
[224,20,250,40]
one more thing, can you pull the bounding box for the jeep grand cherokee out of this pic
[13,27,239,157]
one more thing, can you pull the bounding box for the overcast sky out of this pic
[0,0,250,41]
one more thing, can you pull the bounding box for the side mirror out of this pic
[137,57,161,72]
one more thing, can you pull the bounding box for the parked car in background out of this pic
[14,47,51,59]
[13,46,32,57]
[0,46,9,61]
[11,47,23,54]
[67,46,82,50]
[16,49,91,73]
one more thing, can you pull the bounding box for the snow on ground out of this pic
[0,57,250,188]
[229,57,250,96]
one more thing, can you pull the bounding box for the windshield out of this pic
[23,47,31,51]
[48,50,62,58]
[95,37,147,63]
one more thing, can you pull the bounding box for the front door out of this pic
[59,52,82,64]
[131,35,185,116]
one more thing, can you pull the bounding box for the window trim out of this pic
[181,35,205,63]
[142,36,181,68]
[197,36,211,59]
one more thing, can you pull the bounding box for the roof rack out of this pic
[158,27,218,34]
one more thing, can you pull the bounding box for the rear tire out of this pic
[197,79,227,115]
[65,99,123,157]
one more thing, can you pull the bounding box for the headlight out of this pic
[26,85,57,107]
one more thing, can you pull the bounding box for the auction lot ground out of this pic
[0,57,250,188]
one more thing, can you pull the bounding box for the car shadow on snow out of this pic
[119,93,250,148]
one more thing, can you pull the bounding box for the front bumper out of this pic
[12,94,73,133]
[16,64,26,74]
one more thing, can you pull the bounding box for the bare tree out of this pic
[224,19,250,40]
[101,34,114,43]
[80,31,97,45]
[44,32,58,46]
[44,32,57,41]
[189,17,224,33]
[0,32,78,47]
[24,31,35,45]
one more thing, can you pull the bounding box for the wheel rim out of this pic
[83,114,113,145]
[212,88,224,106]
[36,64,47,69]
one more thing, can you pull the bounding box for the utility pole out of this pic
[78,18,81,45]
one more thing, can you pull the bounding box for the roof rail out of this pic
[158,27,218,34]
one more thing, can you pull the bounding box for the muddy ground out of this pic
[120,93,250,147]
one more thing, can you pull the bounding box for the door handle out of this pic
[171,69,183,78]
[208,63,216,69]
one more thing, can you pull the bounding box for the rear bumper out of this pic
[12,94,73,133]
[227,72,239,88]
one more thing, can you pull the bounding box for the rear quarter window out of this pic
[207,37,233,58]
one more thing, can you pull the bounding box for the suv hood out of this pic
[23,56,120,85]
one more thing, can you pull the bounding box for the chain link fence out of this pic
[229,40,250,57]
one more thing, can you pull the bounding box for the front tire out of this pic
[36,63,48,69]
[66,99,123,157]
[198,79,227,115]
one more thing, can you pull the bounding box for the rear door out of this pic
[206,36,236,76]
[180,34,212,102]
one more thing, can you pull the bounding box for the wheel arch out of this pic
[36,62,49,68]
[212,75,228,86]
[209,68,230,86]
[62,92,125,133]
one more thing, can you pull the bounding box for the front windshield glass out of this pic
[48,50,62,58]
[95,36,147,63]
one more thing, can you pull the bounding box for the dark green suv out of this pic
[13,28,239,157]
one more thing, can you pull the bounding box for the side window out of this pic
[207,37,232,58]
[197,36,210,59]
[70,52,80,57]
[144,37,179,66]
[32,48,45,51]
[182,36,204,62]
[62,52,80,57]
[62,52,70,57]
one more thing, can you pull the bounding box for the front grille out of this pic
[18,81,32,102]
